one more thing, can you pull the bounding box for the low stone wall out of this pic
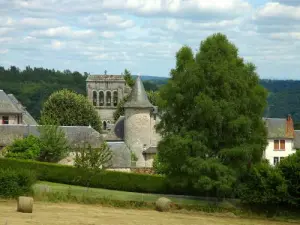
[131,167,155,174]
[106,168,131,173]
[106,167,155,174]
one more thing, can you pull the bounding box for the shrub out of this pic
[74,142,112,170]
[239,162,287,207]
[0,168,37,198]
[5,135,41,160]
[278,150,300,208]
[38,125,70,162]
[0,158,168,194]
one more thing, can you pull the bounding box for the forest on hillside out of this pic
[1,65,300,122]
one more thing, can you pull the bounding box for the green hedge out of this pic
[0,168,37,198]
[0,158,168,194]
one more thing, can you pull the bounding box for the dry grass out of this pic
[0,200,295,225]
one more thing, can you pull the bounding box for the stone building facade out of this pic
[86,74,161,168]
[86,75,131,129]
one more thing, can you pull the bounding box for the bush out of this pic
[0,158,168,194]
[74,142,112,170]
[5,135,41,160]
[38,124,70,162]
[278,151,300,207]
[239,162,287,207]
[0,168,37,198]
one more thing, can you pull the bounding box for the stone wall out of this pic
[131,167,155,174]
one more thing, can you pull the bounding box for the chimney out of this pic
[286,114,294,138]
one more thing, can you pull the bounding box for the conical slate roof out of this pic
[124,76,153,108]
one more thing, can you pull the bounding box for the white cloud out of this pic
[31,26,95,39]
[1,0,300,79]
[0,49,9,54]
[13,0,251,20]
[80,13,134,29]
[255,2,300,20]
[100,31,115,38]
[20,17,62,27]
[0,27,14,35]
[51,40,65,50]
[270,32,300,40]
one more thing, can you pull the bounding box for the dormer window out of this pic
[274,140,285,150]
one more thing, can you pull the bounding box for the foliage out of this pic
[1,65,300,122]
[0,168,37,198]
[130,151,138,162]
[278,150,300,207]
[0,157,169,194]
[74,142,112,170]
[122,69,135,88]
[0,66,88,119]
[113,95,129,122]
[152,154,167,175]
[38,124,70,163]
[40,89,102,132]
[239,162,287,206]
[155,33,268,198]
[5,135,41,160]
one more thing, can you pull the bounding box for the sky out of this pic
[0,0,300,79]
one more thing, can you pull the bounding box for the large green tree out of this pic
[40,89,102,132]
[156,33,268,197]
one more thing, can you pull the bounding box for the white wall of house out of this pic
[264,138,296,165]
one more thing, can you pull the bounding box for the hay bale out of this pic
[17,196,33,213]
[155,197,172,212]
[37,184,51,193]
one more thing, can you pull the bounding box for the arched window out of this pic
[99,91,104,106]
[106,91,111,106]
[103,121,107,130]
[113,91,118,106]
[92,91,97,106]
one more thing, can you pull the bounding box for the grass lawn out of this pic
[33,181,211,206]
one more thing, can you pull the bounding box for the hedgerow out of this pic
[0,158,168,194]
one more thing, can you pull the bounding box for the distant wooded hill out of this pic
[1,66,299,123]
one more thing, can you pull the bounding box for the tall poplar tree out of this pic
[156,33,268,197]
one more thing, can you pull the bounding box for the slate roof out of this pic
[294,130,300,149]
[143,146,157,154]
[263,117,291,139]
[107,141,131,168]
[7,94,38,125]
[114,116,125,140]
[0,90,22,114]
[124,76,153,108]
[86,75,125,81]
[0,125,102,148]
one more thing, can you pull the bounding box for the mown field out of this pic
[0,200,294,225]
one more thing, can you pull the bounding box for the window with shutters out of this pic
[274,140,285,150]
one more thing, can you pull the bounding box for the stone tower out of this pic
[86,74,131,129]
[124,76,154,167]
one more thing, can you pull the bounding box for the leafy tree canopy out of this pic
[156,33,268,197]
[40,89,102,132]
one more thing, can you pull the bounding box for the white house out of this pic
[263,115,299,166]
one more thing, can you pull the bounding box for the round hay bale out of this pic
[17,196,33,213]
[37,184,51,193]
[155,197,172,212]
